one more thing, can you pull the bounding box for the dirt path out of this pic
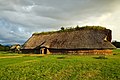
[0,56,23,59]
[0,54,45,59]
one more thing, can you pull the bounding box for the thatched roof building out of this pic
[22,27,116,55]
[10,44,21,53]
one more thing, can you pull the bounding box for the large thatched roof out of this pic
[23,29,116,50]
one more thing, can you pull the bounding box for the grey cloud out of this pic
[0,0,118,27]
[0,19,31,44]
[31,0,116,20]
[0,0,120,44]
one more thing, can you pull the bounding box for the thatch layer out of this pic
[23,29,115,50]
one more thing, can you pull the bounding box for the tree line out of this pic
[112,41,120,48]
[0,44,10,51]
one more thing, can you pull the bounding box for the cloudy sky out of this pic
[0,0,120,45]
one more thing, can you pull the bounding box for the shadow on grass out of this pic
[57,56,66,59]
[93,56,108,59]
[36,56,44,58]
[113,53,118,55]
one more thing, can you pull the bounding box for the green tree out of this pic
[112,41,120,48]
[75,25,80,30]
[61,27,64,31]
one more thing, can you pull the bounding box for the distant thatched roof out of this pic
[10,44,20,50]
[23,28,116,50]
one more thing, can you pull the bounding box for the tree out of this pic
[112,41,120,48]
[75,25,80,30]
[0,44,10,51]
[61,27,64,31]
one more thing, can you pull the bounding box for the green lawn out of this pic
[0,50,120,80]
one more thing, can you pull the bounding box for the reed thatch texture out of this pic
[22,29,115,51]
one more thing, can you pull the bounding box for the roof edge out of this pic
[33,26,109,35]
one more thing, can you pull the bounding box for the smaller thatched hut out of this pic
[10,44,21,53]
[22,26,116,55]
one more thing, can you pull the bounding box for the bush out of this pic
[112,41,120,48]
[61,27,65,31]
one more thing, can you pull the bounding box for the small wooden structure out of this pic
[10,44,21,53]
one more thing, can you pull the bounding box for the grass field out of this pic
[0,50,120,80]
